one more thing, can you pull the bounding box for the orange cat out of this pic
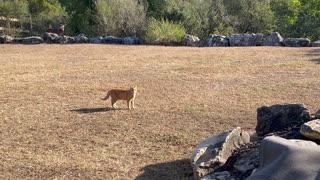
[101,86,137,110]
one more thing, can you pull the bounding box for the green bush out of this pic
[145,18,186,45]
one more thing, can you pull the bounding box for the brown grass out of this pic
[0,45,319,179]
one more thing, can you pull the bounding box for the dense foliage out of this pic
[0,0,319,42]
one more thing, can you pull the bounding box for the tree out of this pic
[0,0,28,36]
[27,0,67,36]
[59,0,97,36]
[224,0,275,34]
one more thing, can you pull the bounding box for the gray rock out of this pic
[202,34,229,47]
[300,119,320,140]
[233,149,259,173]
[58,36,76,44]
[256,103,310,136]
[315,110,320,119]
[103,36,123,44]
[75,34,88,43]
[22,36,43,44]
[0,35,13,44]
[183,34,200,47]
[247,136,320,180]
[262,32,283,46]
[123,37,141,45]
[283,38,310,47]
[43,32,59,43]
[311,41,320,47]
[12,38,23,44]
[191,127,250,178]
[89,36,103,44]
[201,171,236,180]
[229,33,263,46]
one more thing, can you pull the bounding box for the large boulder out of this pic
[202,34,229,47]
[12,38,23,44]
[58,35,76,44]
[0,36,4,44]
[102,36,123,44]
[201,171,236,180]
[22,36,43,44]
[262,32,284,46]
[122,37,141,45]
[0,35,13,44]
[191,127,250,179]
[182,34,200,47]
[315,110,320,119]
[89,36,103,44]
[283,38,310,47]
[300,119,320,140]
[229,33,263,46]
[43,32,59,43]
[256,103,310,136]
[247,136,320,180]
[311,40,320,47]
[74,34,88,43]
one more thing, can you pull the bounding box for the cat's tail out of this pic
[101,91,110,100]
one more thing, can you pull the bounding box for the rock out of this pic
[0,36,4,44]
[89,36,103,44]
[123,37,141,45]
[0,35,13,43]
[247,136,320,180]
[63,36,76,44]
[300,119,320,140]
[311,41,320,47]
[43,32,59,43]
[74,34,88,43]
[233,149,259,173]
[201,171,236,180]
[229,33,263,46]
[12,38,23,44]
[315,110,320,119]
[262,32,284,46]
[283,38,310,47]
[103,36,123,44]
[182,34,200,47]
[22,36,43,44]
[256,103,310,136]
[191,127,250,179]
[202,34,229,47]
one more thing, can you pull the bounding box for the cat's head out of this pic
[130,86,137,92]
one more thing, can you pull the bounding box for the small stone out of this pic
[233,149,259,173]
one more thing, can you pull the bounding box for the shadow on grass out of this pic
[306,48,320,64]
[135,159,194,180]
[70,107,113,114]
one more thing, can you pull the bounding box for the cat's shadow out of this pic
[70,107,116,114]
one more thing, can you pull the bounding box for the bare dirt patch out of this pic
[0,45,319,179]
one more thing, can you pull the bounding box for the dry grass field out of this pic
[0,44,319,179]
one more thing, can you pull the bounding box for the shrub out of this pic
[145,18,186,45]
[95,0,147,37]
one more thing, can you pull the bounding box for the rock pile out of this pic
[199,32,315,47]
[191,103,320,180]
[1,31,319,47]
[1,33,141,45]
